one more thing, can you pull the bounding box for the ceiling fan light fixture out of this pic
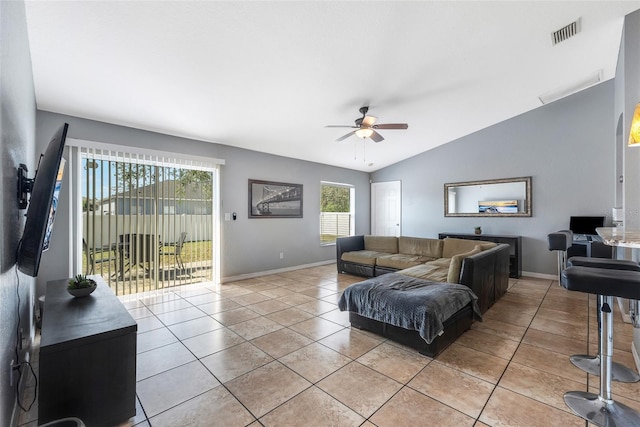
[355,128,374,139]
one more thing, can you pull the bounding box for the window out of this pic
[320,182,354,245]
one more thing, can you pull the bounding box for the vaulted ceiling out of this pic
[25,1,640,171]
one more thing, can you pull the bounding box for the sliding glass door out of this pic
[75,144,220,295]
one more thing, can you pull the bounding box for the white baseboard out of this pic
[222,259,334,283]
[521,271,557,280]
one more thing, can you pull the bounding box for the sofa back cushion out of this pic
[442,237,496,258]
[447,245,483,283]
[398,237,443,258]
[364,235,398,254]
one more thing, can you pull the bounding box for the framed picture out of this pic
[248,179,303,218]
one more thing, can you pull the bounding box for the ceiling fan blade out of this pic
[370,130,384,143]
[336,130,356,141]
[362,115,377,127]
[325,125,357,128]
[374,123,408,130]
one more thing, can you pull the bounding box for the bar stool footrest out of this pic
[570,354,640,382]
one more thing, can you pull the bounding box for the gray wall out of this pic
[372,80,615,277]
[0,1,37,425]
[36,111,371,286]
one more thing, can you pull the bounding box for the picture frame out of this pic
[248,179,303,218]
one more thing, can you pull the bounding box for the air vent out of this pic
[551,19,580,45]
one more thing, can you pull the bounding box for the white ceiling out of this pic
[24,1,640,172]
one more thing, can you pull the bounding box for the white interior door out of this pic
[371,181,401,236]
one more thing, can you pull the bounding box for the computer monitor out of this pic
[569,216,605,235]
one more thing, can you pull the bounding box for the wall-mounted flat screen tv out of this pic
[18,123,69,277]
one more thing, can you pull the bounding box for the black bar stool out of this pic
[561,266,640,426]
[565,257,640,383]
[548,231,573,281]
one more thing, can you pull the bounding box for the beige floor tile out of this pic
[512,342,587,384]
[251,328,314,358]
[499,362,586,412]
[225,361,311,418]
[275,292,317,306]
[298,286,338,299]
[370,387,475,427]
[228,316,284,340]
[356,342,431,383]
[521,328,589,356]
[500,292,543,307]
[137,327,178,353]
[154,306,207,326]
[229,292,272,306]
[470,318,527,342]
[136,315,165,333]
[264,306,315,326]
[289,317,345,340]
[145,299,194,315]
[319,308,351,327]
[260,386,364,427]
[258,287,291,298]
[436,342,509,384]
[529,316,588,341]
[183,292,223,306]
[483,306,536,328]
[181,328,245,358]
[540,298,588,317]
[136,361,220,417]
[408,361,494,419]
[200,341,273,383]
[136,342,196,381]
[455,329,520,360]
[246,298,292,315]
[295,299,337,315]
[211,306,260,326]
[535,307,589,327]
[479,386,584,426]
[166,316,223,340]
[195,298,242,315]
[279,342,351,382]
[317,362,402,418]
[148,385,255,426]
[318,327,383,359]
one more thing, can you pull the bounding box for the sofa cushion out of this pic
[364,236,398,254]
[442,238,496,258]
[398,237,443,258]
[341,250,392,266]
[400,264,449,283]
[447,245,483,283]
[376,254,438,270]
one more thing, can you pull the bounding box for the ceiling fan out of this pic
[326,106,408,142]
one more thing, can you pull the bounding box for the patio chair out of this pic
[82,239,116,274]
[161,232,187,271]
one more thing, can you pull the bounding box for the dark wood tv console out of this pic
[439,232,522,278]
[39,276,137,426]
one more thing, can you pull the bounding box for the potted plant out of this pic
[67,274,97,297]
[474,226,482,235]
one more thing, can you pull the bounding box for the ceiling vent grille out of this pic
[551,19,580,45]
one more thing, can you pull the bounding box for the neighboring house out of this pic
[95,180,212,216]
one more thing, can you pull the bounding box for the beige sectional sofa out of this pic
[336,235,510,313]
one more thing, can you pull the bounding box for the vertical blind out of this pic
[75,143,221,295]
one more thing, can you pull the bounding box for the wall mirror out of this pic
[444,176,532,217]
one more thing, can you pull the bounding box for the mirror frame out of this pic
[444,176,532,217]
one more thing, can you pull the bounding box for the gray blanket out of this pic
[338,273,482,344]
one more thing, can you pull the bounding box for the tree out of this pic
[321,185,350,212]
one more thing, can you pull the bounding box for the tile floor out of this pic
[17,264,640,426]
